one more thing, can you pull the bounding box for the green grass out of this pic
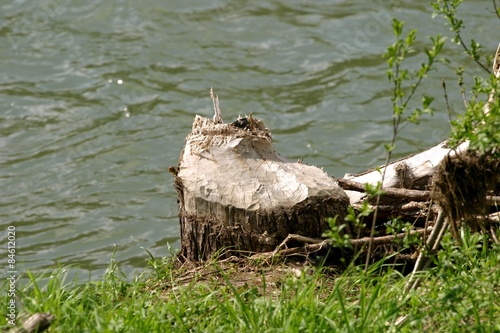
[2,234,500,333]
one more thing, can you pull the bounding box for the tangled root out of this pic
[433,151,500,238]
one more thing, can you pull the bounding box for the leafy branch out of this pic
[448,73,500,157]
[384,18,445,153]
[364,18,445,271]
[432,0,491,74]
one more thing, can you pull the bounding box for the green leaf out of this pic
[405,29,417,47]
[391,18,404,37]
[384,143,394,152]
[422,94,435,109]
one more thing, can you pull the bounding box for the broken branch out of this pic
[251,227,433,261]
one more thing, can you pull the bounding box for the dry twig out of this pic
[251,227,433,261]
[338,178,431,201]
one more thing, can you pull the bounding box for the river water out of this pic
[1,0,498,278]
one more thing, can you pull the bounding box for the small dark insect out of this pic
[230,117,250,129]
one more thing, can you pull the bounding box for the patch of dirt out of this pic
[146,256,326,299]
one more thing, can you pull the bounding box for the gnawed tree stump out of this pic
[174,114,349,261]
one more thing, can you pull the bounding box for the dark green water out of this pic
[1,0,497,278]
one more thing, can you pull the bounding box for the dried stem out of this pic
[442,79,454,125]
[493,0,500,20]
[210,87,223,124]
[405,209,448,293]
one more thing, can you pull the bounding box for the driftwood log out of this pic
[173,102,349,261]
[345,141,468,191]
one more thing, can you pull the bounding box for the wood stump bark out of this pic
[173,115,349,261]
